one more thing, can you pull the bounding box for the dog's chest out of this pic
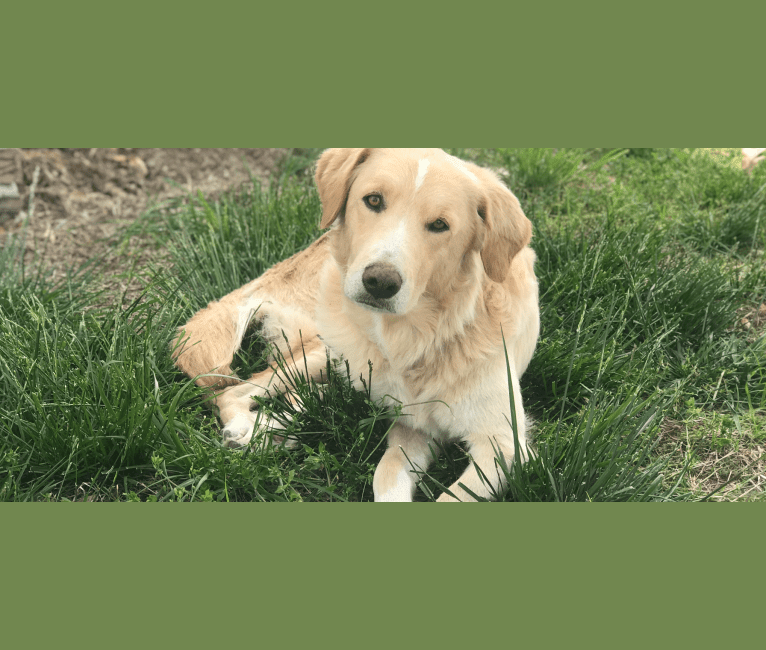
[360,321,469,408]
[368,313,389,359]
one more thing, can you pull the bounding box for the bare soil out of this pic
[1,148,293,298]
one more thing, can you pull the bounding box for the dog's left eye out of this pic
[364,194,383,211]
[428,219,449,233]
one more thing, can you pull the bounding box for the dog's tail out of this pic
[171,286,264,389]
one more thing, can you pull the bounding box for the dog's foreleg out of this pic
[436,432,527,502]
[373,425,434,502]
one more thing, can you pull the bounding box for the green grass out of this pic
[1,149,764,501]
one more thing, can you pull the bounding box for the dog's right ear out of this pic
[315,148,372,229]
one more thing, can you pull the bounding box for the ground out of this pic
[0,148,293,295]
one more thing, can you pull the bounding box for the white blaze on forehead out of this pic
[415,158,430,191]
[446,154,478,183]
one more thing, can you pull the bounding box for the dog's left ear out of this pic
[475,168,532,283]
[315,148,372,229]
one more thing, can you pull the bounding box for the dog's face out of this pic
[316,148,532,315]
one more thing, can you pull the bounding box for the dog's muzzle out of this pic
[362,262,402,300]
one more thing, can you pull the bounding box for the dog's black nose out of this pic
[362,263,402,300]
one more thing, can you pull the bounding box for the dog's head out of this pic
[315,148,532,314]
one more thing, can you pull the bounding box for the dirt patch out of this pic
[1,148,293,299]
[659,416,765,501]
[738,303,766,340]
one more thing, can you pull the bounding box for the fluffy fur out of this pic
[173,148,540,502]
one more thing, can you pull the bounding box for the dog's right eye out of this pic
[364,194,384,212]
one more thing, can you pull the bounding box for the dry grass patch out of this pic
[660,411,765,500]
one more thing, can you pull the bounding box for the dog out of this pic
[172,148,540,501]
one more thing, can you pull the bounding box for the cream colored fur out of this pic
[172,148,540,502]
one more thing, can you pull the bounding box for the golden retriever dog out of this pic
[173,148,540,501]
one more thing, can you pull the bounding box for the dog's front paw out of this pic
[221,412,298,450]
[222,413,257,448]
